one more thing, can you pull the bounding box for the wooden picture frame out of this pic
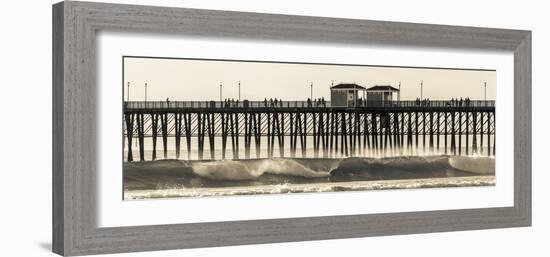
[52,1,531,256]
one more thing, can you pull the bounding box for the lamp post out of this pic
[484,82,487,101]
[310,82,313,100]
[144,82,148,103]
[237,80,241,101]
[354,84,357,107]
[219,82,223,102]
[420,80,423,100]
[398,81,401,101]
[127,82,130,102]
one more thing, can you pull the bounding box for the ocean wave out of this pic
[123,155,495,191]
[449,156,495,174]
[191,158,333,181]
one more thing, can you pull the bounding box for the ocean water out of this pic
[123,155,495,200]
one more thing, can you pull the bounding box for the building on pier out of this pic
[330,83,366,107]
[365,85,400,107]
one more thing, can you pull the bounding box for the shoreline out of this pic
[124,175,495,200]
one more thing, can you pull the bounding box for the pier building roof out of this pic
[366,85,400,91]
[330,83,366,90]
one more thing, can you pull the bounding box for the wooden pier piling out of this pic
[123,100,495,161]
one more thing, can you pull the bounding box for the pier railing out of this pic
[124,100,495,110]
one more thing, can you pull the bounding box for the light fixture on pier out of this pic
[310,81,313,100]
[398,81,401,101]
[144,82,148,102]
[484,82,487,101]
[127,82,130,102]
[420,80,423,100]
[237,80,241,101]
[219,82,223,101]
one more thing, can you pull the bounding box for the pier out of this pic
[123,100,495,161]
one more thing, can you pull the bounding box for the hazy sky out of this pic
[123,57,496,102]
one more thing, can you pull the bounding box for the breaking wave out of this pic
[192,159,335,181]
[123,155,495,192]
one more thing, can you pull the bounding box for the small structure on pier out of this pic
[366,85,400,107]
[330,83,366,107]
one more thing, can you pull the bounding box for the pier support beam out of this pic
[221,113,228,159]
[197,113,206,160]
[207,113,215,160]
[466,112,470,155]
[151,114,158,160]
[488,112,492,156]
[458,111,462,155]
[415,112,419,154]
[229,112,236,160]
[436,112,440,152]
[183,113,192,160]
[289,112,295,157]
[352,112,355,156]
[175,113,182,159]
[429,112,434,153]
[124,114,134,162]
[160,113,168,159]
[253,113,261,158]
[407,112,412,154]
[480,112,484,155]
[473,112,478,154]
[444,112,448,154]
[422,112,426,153]
[364,112,370,155]
[451,112,456,155]
[137,113,145,161]
[313,112,318,157]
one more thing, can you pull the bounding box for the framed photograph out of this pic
[52,1,531,256]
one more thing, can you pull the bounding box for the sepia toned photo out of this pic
[122,56,496,200]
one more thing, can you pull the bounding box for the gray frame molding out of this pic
[52,1,531,256]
